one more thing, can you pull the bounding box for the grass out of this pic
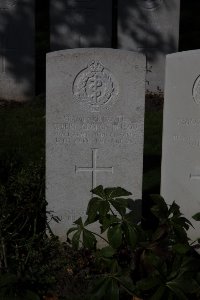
[0,96,45,168]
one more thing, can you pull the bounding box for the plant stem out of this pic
[1,238,8,270]
[89,231,109,244]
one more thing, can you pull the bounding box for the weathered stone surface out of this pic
[0,0,35,101]
[46,48,145,238]
[161,50,200,240]
[50,0,112,50]
[118,0,180,93]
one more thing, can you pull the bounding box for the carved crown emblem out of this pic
[72,60,119,112]
[88,61,104,73]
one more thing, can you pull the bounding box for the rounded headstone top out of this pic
[0,0,17,9]
[138,0,162,10]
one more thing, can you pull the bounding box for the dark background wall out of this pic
[35,0,49,95]
[35,0,200,95]
[179,0,200,50]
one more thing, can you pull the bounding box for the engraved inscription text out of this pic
[54,114,142,146]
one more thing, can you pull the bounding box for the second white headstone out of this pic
[161,50,200,240]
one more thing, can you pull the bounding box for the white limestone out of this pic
[46,48,146,238]
[161,50,200,240]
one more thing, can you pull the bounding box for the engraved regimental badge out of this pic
[72,61,119,113]
[0,0,17,9]
[192,75,200,105]
[138,0,162,10]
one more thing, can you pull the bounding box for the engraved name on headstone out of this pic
[118,0,180,92]
[46,48,146,238]
[50,0,112,50]
[161,50,200,240]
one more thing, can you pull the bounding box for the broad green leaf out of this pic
[167,282,188,300]
[111,197,130,207]
[171,215,193,230]
[152,225,167,241]
[123,222,137,249]
[99,246,116,258]
[174,278,200,294]
[84,214,99,226]
[110,259,120,273]
[104,187,132,199]
[150,194,167,206]
[83,229,97,249]
[89,276,119,300]
[150,285,166,300]
[86,198,110,225]
[144,252,162,269]
[105,278,119,300]
[100,215,120,233]
[89,277,109,300]
[136,277,161,291]
[115,275,136,294]
[172,243,190,254]
[72,229,81,249]
[98,200,110,216]
[127,198,140,208]
[124,210,141,225]
[150,195,169,220]
[192,212,200,221]
[108,224,122,248]
[179,256,199,273]
[172,223,188,243]
[109,199,126,216]
[169,201,181,217]
[91,185,105,199]
[127,199,142,220]
[74,217,84,227]
[66,226,78,238]
[85,197,101,224]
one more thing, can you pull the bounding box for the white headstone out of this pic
[46,48,145,238]
[0,0,35,101]
[50,0,112,50]
[118,0,180,93]
[161,50,200,240]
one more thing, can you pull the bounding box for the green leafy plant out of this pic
[67,186,200,300]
